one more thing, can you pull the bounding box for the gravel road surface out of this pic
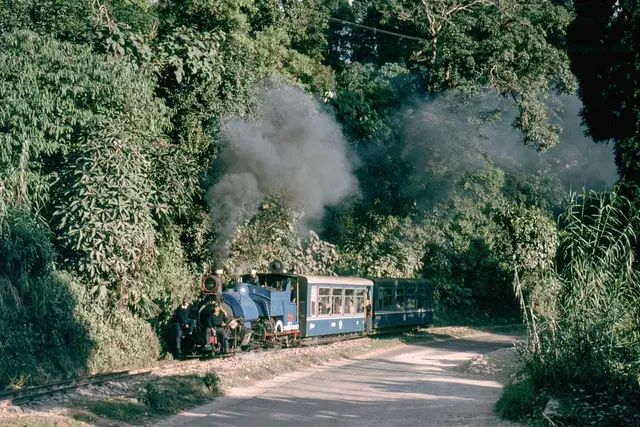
[157,332,521,427]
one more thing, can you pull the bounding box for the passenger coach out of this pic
[297,276,372,337]
[371,278,435,332]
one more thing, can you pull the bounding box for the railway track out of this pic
[0,333,368,408]
[0,359,204,408]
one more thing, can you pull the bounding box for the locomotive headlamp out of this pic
[202,274,221,293]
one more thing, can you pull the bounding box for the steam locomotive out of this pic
[176,261,435,357]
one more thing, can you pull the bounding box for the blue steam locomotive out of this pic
[176,263,435,357]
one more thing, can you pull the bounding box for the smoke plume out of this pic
[481,94,617,191]
[394,91,617,210]
[206,83,359,259]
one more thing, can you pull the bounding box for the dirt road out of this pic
[156,332,522,427]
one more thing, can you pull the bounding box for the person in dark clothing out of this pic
[364,296,372,333]
[174,297,196,354]
[206,302,230,353]
[247,269,260,286]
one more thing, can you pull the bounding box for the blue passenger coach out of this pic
[371,278,435,332]
[297,276,373,338]
[244,273,434,341]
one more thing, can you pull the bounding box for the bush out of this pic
[0,208,92,389]
[139,382,172,413]
[73,297,162,373]
[203,371,220,392]
[495,375,546,421]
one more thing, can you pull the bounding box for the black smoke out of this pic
[395,91,617,211]
[206,83,359,259]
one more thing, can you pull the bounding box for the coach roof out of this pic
[301,275,373,286]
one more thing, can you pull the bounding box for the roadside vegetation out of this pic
[495,2,640,424]
[1,1,638,424]
[498,189,640,425]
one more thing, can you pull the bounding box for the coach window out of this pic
[310,286,318,317]
[332,288,344,315]
[344,289,355,314]
[355,289,366,313]
[407,286,417,309]
[426,287,433,308]
[396,287,405,310]
[382,287,393,311]
[417,287,426,309]
[319,288,331,315]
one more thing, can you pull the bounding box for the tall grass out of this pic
[518,188,640,424]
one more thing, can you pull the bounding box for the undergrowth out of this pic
[79,371,221,424]
[500,189,640,425]
[495,374,549,422]
[0,208,91,390]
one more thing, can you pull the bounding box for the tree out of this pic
[0,31,170,294]
[326,0,577,151]
[566,0,640,204]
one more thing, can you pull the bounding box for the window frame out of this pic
[417,286,427,309]
[332,288,344,316]
[382,287,394,311]
[318,287,331,316]
[310,286,318,317]
[396,287,405,310]
[344,289,356,314]
[407,285,417,309]
[355,288,366,314]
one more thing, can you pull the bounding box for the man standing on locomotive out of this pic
[174,297,196,355]
[247,269,260,286]
[208,302,230,354]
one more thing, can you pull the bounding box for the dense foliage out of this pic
[567,0,640,204]
[0,5,634,418]
[506,189,640,425]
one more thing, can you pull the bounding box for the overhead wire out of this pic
[327,17,429,43]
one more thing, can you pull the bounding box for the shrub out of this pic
[203,371,220,392]
[139,382,172,413]
[495,375,544,421]
[0,208,92,389]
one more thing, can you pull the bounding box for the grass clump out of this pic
[85,398,148,422]
[495,374,547,421]
[137,373,220,415]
